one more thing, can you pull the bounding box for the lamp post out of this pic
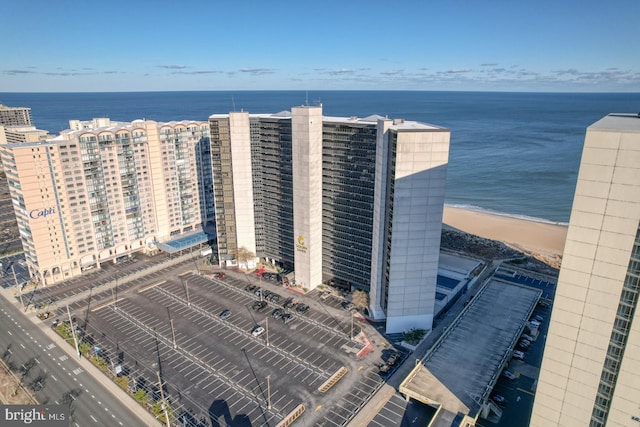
[182,277,191,307]
[168,308,177,349]
[267,375,272,410]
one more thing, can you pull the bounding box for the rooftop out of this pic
[400,279,540,422]
[590,113,640,132]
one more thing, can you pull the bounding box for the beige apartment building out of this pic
[0,118,212,285]
[531,113,640,426]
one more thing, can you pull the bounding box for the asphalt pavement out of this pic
[0,286,161,426]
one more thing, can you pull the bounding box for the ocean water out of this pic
[1,91,639,223]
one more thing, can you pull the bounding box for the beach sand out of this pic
[442,206,568,266]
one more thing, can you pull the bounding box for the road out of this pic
[0,291,159,427]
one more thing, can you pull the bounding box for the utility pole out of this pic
[67,305,80,358]
[156,371,171,427]
[266,317,269,347]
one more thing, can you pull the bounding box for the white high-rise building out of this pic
[210,106,449,333]
[531,113,640,426]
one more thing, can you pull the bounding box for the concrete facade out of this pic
[530,113,640,427]
[229,112,257,266]
[211,107,449,333]
[292,106,324,290]
[385,122,450,333]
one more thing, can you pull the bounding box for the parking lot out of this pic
[480,297,552,427]
[49,260,392,426]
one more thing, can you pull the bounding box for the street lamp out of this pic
[167,308,177,349]
[181,277,191,307]
[267,375,272,410]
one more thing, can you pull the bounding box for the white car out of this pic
[512,350,525,360]
[530,319,542,327]
[502,370,516,380]
[251,326,265,337]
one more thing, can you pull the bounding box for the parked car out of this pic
[283,298,297,309]
[271,308,283,319]
[252,301,268,312]
[517,341,530,350]
[341,301,354,311]
[213,272,225,279]
[502,370,516,380]
[387,352,401,366]
[245,284,257,292]
[512,350,525,360]
[219,309,232,320]
[267,293,281,303]
[530,319,542,327]
[521,334,534,341]
[519,339,532,346]
[251,325,265,337]
[533,314,544,322]
[281,313,295,324]
[296,304,309,314]
[491,394,507,407]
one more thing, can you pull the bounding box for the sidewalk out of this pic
[0,285,162,426]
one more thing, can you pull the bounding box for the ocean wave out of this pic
[444,203,569,226]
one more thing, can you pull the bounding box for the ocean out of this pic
[1,91,639,224]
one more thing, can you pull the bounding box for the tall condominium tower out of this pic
[209,106,449,333]
[0,104,33,126]
[531,113,640,426]
[0,118,212,285]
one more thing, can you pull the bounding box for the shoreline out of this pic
[442,205,568,260]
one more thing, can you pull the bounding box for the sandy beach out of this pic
[443,206,568,262]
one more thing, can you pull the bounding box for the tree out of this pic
[114,375,129,391]
[133,388,148,404]
[235,246,255,270]
[351,290,369,312]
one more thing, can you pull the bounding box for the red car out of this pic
[214,272,226,279]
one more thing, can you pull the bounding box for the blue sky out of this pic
[1,0,639,92]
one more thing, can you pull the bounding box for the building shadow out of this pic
[208,399,252,427]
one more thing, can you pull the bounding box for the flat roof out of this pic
[208,111,444,130]
[439,253,482,276]
[590,113,640,132]
[400,279,541,421]
[155,229,212,253]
